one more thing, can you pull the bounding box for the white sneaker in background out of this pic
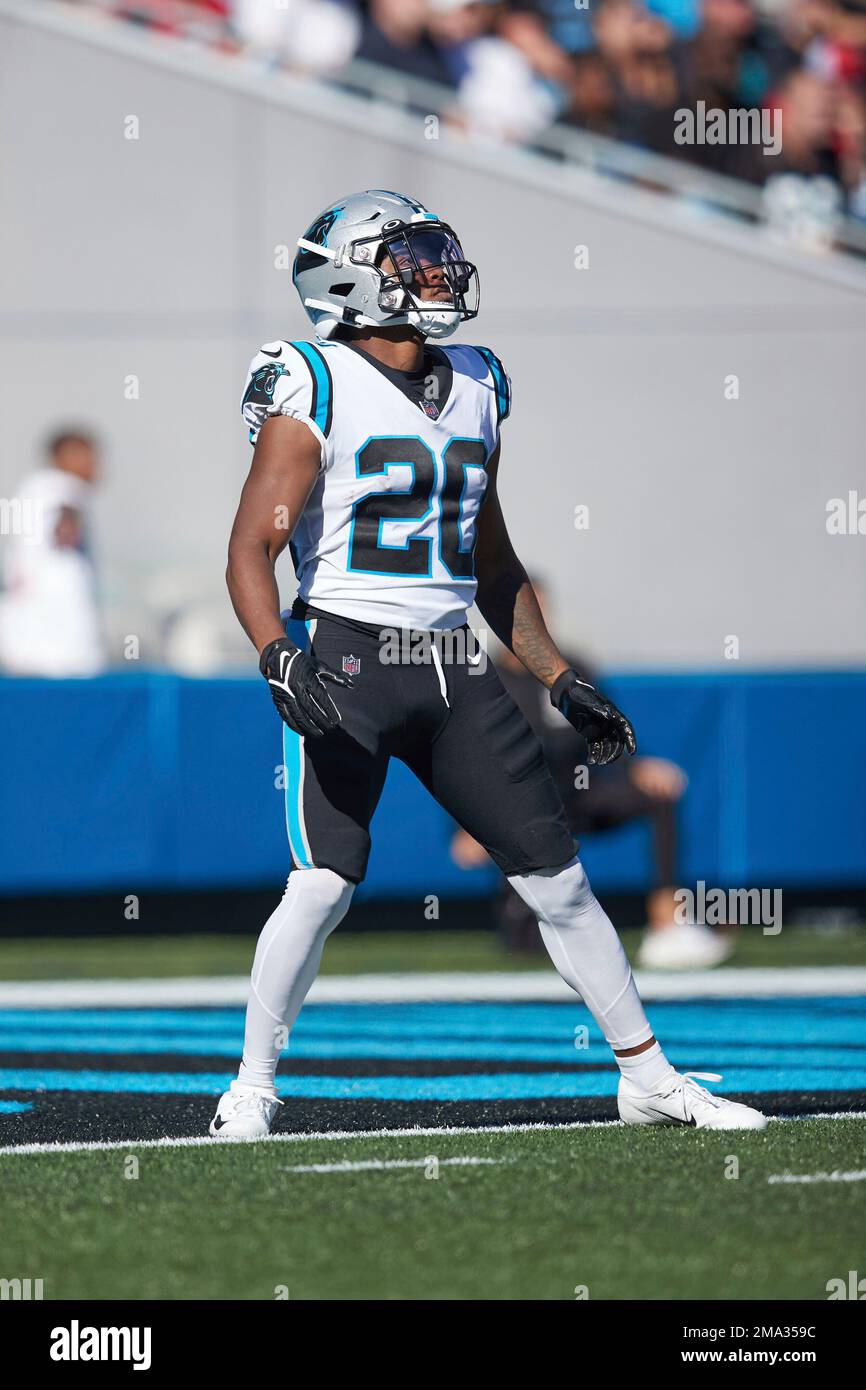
[637,922,735,971]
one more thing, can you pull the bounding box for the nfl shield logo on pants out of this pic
[342,654,361,676]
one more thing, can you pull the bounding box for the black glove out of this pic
[550,668,637,766]
[259,636,353,738]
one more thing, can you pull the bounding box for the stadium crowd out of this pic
[75,0,866,224]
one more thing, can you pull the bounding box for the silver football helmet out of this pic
[292,190,479,340]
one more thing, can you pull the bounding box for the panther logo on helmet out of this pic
[293,206,345,277]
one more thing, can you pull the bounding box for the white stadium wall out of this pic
[1,3,865,669]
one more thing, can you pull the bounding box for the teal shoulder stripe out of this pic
[290,341,333,436]
[475,346,510,423]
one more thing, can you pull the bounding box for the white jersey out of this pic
[241,337,511,630]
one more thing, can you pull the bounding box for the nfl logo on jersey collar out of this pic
[342,654,361,676]
[420,397,440,420]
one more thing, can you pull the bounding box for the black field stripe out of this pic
[2,1090,863,1149]
[0,1051,618,1078]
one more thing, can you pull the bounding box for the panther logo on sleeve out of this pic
[242,361,288,443]
[243,362,287,409]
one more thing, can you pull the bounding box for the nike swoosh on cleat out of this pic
[631,1102,690,1124]
[212,1115,227,1130]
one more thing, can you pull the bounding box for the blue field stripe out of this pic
[0,1028,611,1062]
[1,1027,865,1074]
[1,999,864,1043]
[0,1066,864,1100]
[2,998,863,1028]
[0,1028,612,1061]
[0,999,863,1102]
[0,1101,32,1114]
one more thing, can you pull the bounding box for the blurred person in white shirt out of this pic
[0,429,106,677]
[231,0,361,73]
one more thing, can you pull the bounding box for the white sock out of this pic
[507,854,663,1053]
[615,1040,676,1092]
[237,867,354,1091]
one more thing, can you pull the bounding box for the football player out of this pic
[210,190,766,1137]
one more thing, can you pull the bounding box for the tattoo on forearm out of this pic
[477,570,568,687]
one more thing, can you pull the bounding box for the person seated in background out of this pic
[450,577,733,969]
[0,428,106,677]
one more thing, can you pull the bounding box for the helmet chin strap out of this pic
[305,294,461,341]
[409,311,461,340]
[403,295,462,340]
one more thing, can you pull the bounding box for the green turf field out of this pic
[2,925,863,1301]
[2,1118,862,1300]
[0,924,864,980]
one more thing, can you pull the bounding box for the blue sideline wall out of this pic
[0,672,864,899]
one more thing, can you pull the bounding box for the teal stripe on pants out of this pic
[282,618,313,868]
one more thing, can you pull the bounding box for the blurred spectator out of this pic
[356,0,454,84]
[836,79,866,216]
[83,0,866,242]
[449,34,566,142]
[357,1,563,140]
[0,430,106,677]
[231,0,361,73]
[594,0,682,155]
[752,68,847,245]
[777,64,840,167]
[450,579,733,969]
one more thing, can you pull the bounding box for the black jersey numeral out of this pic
[348,435,488,578]
[440,438,488,579]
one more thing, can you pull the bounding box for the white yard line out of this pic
[0,1111,862,1159]
[279,1157,501,1174]
[768,1169,866,1185]
[0,1118,622,1157]
[2,966,865,1009]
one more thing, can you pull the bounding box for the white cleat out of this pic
[209,1081,283,1139]
[637,922,734,971]
[618,1070,768,1130]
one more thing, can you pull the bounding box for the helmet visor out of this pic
[355,222,479,320]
